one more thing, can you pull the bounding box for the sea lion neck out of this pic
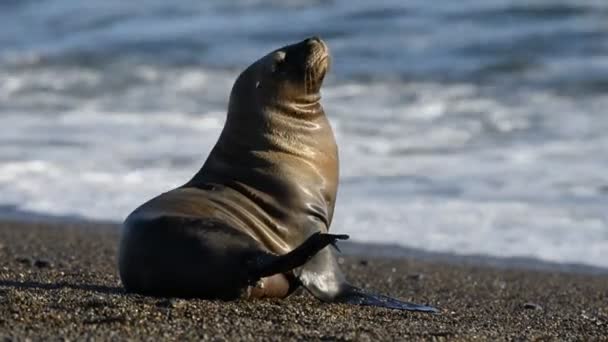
[224,85,324,124]
[265,95,324,120]
[186,95,333,189]
[221,96,326,144]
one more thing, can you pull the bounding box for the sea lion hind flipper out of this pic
[334,284,440,313]
[247,232,349,281]
[296,247,439,313]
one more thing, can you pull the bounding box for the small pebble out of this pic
[15,257,32,266]
[523,302,543,311]
[84,295,108,308]
[34,259,52,268]
[156,298,185,309]
[407,273,424,281]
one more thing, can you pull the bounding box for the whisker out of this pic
[308,68,313,94]
[309,69,313,94]
[304,68,309,95]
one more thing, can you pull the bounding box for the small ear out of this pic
[255,81,261,89]
[270,51,286,74]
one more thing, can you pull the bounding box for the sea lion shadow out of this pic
[0,279,124,295]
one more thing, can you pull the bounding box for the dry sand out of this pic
[0,220,606,341]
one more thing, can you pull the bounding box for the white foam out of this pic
[0,67,607,268]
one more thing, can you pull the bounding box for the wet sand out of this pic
[0,220,606,341]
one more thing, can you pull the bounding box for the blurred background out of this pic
[0,0,606,268]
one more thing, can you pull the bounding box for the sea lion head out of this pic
[229,36,330,112]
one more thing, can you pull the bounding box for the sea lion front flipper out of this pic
[247,232,349,281]
[296,247,439,313]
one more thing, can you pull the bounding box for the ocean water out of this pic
[1,0,607,268]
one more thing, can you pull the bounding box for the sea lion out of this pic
[118,37,438,312]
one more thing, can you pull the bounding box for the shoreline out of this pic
[1,207,606,276]
[0,219,607,340]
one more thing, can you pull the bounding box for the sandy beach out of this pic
[0,220,606,341]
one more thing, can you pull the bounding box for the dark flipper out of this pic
[295,245,439,313]
[335,284,439,313]
[247,232,349,282]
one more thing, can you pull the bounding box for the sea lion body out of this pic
[118,38,437,312]
[120,37,338,299]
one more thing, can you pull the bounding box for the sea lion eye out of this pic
[271,51,286,74]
